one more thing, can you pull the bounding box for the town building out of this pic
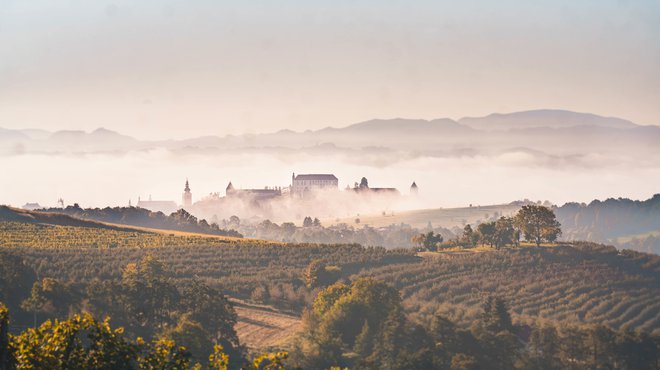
[291,173,338,197]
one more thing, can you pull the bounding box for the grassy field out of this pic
[231,299,301,350]
[324,203,521,228]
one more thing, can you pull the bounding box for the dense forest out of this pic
[556,194,660,254]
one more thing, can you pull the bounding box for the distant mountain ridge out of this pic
[326,117,470,134]
[0,109,649,140]
[458,109,638,131]
[0,109,657,158]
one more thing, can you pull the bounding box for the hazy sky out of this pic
[1,0,659,139]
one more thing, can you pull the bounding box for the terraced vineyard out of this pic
[0,221,415,305]
[2,220,659,336]
[355,244,660,335]
[0,221,245,249]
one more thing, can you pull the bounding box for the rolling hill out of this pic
[1,214,658,339]
[0,205,145,232]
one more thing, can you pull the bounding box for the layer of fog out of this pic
[2,148,658,225]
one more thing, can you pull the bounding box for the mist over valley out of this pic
[2,109,658,213]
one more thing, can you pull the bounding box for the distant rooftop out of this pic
[294,174,338,181]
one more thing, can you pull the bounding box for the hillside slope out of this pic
[358,243,660,335]
[2,217,658,336]
[33,205,243,238]
[0,206,144,232]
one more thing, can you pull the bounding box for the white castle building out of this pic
[291,173,338,198]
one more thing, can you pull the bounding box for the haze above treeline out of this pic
[1,109,658,209]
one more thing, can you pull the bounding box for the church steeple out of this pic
[410,181,418,196]
[226,181,235,196]
[182,178,192,208]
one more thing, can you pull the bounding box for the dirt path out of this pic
[231,299,302,350]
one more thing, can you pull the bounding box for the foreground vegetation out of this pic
[1,210,659,369]
[1,303,288,370]
[291,278,658,369]
[1,279,658,369]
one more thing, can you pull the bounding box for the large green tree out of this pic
[514,205,561,246]
[119,255,180,335]
[461,225,478,248]
[411,231,444,251]
[303,260,341,288]
[476,222,496,247]
[179,279,244,368]
[493,217,518,249]
[300,278,406,369]
[21,278,76,322]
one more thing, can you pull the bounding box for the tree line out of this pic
[556,194,660,253]
[38,205,243,238]
[412,205,561,251]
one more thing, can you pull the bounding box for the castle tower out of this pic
[226,181,235,196]
[410,181,418,196]
[182,179,192,208]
